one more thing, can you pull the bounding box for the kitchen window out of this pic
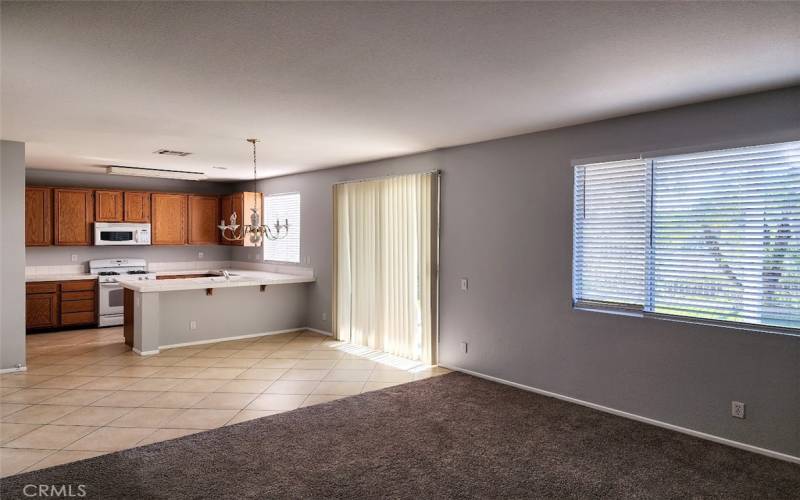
[263,192,301,263]
[573,140,800,333]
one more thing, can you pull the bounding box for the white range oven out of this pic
[89,258,157,327]
[94,223,151,246]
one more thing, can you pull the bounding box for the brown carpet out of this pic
[1,372,798,499]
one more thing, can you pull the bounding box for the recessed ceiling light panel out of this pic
[107,165,207,181]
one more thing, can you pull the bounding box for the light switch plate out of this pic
[460,278,468,291]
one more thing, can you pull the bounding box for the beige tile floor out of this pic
[0,327,448,477]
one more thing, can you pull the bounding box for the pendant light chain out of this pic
[252,139,258,213]
[217,138,289,244]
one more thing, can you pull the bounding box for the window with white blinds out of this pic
[574,140,800,333]
[263,192,301,263]
[573,159,647,308]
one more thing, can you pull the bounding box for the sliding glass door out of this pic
[334,172,439,364]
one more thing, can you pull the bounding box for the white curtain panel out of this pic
[335,172,438,364]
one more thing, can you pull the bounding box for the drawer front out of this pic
[62,290,95,301]
[61,280,96,292]
[61,311,96,325]
[26,282,59,294]
[61,299,95,314]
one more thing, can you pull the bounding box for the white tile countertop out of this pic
[25,273,97,282]
[117,270,315,293]
[25,261,314,283]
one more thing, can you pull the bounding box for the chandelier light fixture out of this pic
[218,138,289,245]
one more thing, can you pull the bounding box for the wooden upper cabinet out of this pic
[124,191,150,222]
[25,187,52,246]
[220,192,263,246]
[188,195,220,245]
[95,190,124,222]
[151,193,187,245]
[54,188,94,246]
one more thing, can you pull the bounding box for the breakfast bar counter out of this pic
[120,270,315,354]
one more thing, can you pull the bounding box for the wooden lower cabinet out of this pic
[26,280,97,330]
[124,288,134,347]
[26,291,59,329]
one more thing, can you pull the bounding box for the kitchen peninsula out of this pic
[121,270,315,354]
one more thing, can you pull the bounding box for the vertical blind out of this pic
[335,172,439,364]
[264,192,301,263]
[574,140,800,332]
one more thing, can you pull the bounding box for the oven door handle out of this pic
[100,282,123,288]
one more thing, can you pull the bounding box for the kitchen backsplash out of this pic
[25,245,232,267]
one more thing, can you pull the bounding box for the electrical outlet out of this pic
[190,320,197,331]
[71,254,78,262]
[198,251,204,259]
[460,341,468,354]
[460,278,468,291]
[322,313,327,321]
[731,401,746,419]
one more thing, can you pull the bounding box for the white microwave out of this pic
[94,223,151,245]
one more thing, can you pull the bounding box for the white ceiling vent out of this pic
[154,149,192,157]
[107,165,207,181]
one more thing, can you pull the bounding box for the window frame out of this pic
[572,142,800,338]
[262,191,301,264]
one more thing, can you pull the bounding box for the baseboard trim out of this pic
[157,327,311,351]
[304,327,333,336]
[440,364,800,465]
[132,348,160,356]
[0,366,27,374]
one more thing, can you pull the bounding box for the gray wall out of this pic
[155,284,308,347]
[233,87,800,457]
[1,141,27,370]
[25,168,236,267]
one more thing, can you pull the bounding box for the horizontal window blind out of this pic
[573,159,647,308]
[573,140,800,333]
[650,141,800,330]
[264,192,301,263]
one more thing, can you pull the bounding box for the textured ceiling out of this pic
[2,1,799,180]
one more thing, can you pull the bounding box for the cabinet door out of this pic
[151,193,187,245]
[26,293,59,329]
[188,195,220,245]
[219,194,243,246]
[54,189,94,245]
[219,193,262,246]
[95,190,124,222]
[124,191,150,222]
[25,187,52,246]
